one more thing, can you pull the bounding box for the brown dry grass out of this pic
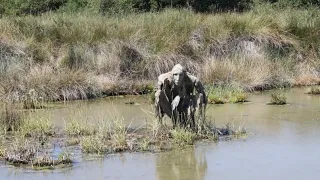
[1,8,320,103]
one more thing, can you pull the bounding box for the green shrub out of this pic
[14,0,67,15]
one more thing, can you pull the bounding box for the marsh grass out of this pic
[31,151,73,170]
[0,147,5,158]
[22,89,45,109]
[0,103,22,132]
[206,85,248,104]
[81,135,108,154]
[4,137,73,169]
[4,138,38,165]
[111,117,129,151]
[138,138,151,151]
[268,89,287,105]
[171,128,197,147]
[1,8,320,102]
[229,90,249,103]
[207,86,228,104]
[225,123,247,138]
[65,119,96,136]
[18,114,53,138]
[80,115,131,154]
[208,93,227,104]
[65,137,81,146]
[306,86,320,94]
[0,138,5,158]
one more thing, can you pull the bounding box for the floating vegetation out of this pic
[206,85,248,104]
[229,90,248,103]
[306,86,320,95]
[268,89,287,105]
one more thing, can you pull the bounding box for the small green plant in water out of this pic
[208,93,226,104]
[229,90,248,103]
[268,89,287,105]
[206,85,247,104]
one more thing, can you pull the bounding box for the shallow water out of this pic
[2,88,320,180]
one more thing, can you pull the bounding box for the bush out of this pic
[14,0,67,15]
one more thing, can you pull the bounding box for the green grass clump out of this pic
[65,119,96,136]
[268,90,287,105]
[111,117,128,151]
[207,86,228,104]
[208,93,226,104]
[138,138,151,151]
[0,104,22,132]
[18,114,53,138]
[306,86,320,94]
[171,129,196,147]
[229,89,248,103]
[81,135,108,154]
[207,85,248,104]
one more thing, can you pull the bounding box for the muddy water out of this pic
[2,88,320,180]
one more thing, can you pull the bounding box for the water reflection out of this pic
[2,88,320,180]
[156,148,207,180]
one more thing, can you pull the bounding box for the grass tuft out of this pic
[0,103,22,132]
[81,135,108,154]
[171,128,196,147]
[18,114,53,138]
[65,119,96,136]
[306,86,320,94]
[207,85,248,104]
[110,117,129,151]
[268,89,287,105]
